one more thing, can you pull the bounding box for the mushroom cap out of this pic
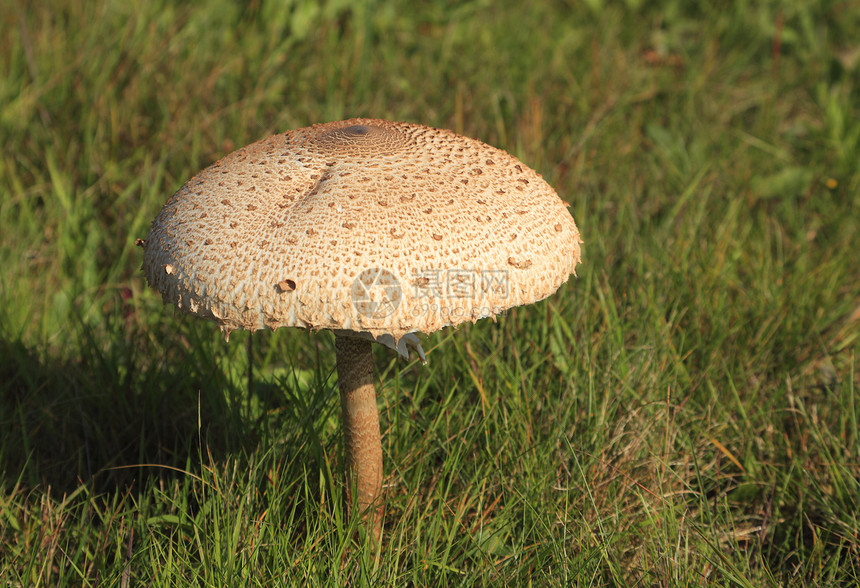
[142,119,582,343]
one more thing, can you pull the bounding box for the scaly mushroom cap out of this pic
[142,119,582,343]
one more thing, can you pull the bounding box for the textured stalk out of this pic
[335,335,383,540]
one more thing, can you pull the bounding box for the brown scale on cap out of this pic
[141,119,582,342]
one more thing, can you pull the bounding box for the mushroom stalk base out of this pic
[335,335,383,540]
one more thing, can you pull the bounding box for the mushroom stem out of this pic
[335,334,383,540]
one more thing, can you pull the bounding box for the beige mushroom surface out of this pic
[142,119,581,344]
[140,118,582,543]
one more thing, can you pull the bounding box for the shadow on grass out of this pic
[0,324,335,499]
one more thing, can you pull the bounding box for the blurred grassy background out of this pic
[2,0,859,584]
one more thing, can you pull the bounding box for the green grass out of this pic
[2,0,859,584]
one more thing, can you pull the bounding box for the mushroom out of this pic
[139,119,582,541]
